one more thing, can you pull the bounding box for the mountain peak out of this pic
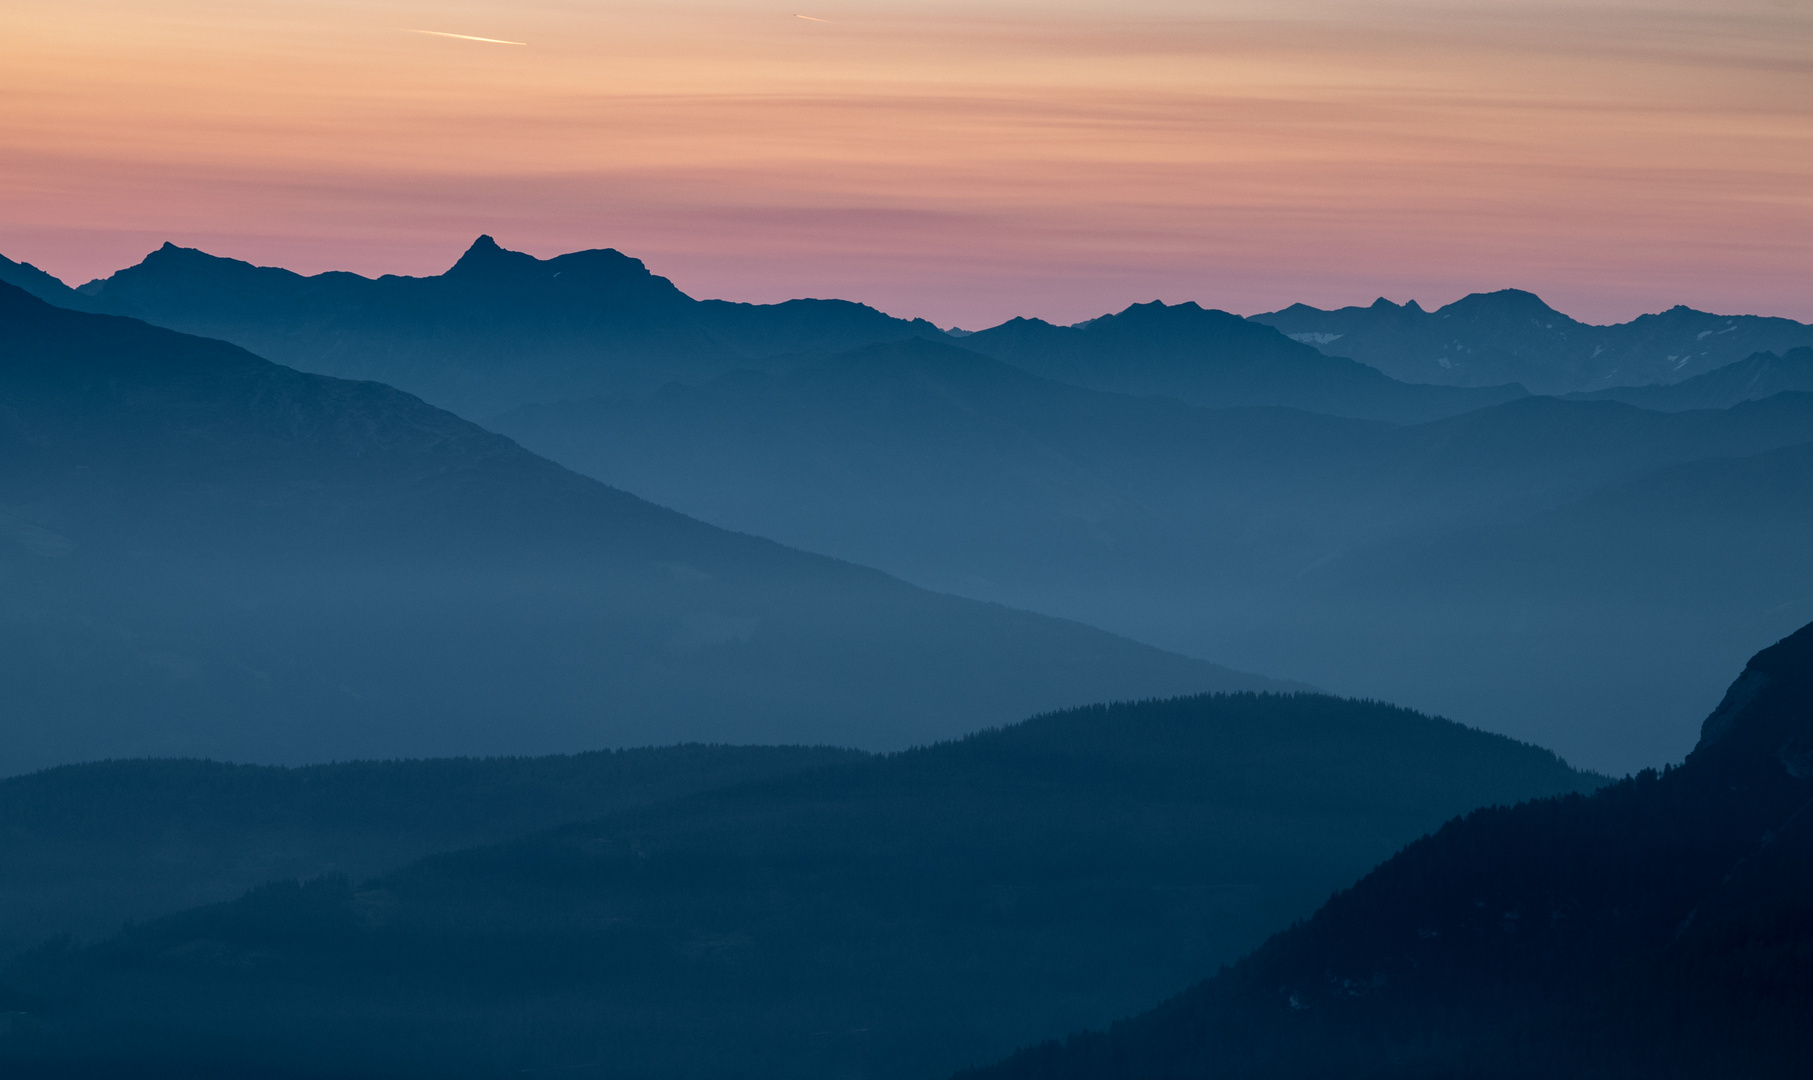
[1437,287,1565,321]
[445,234,541,278]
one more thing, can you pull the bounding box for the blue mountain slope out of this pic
[0,282,1283,774]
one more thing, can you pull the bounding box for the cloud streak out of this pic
[408,29,526,45]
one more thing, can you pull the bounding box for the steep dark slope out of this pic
[0,282,1279,774]
[1567,346,1813,410]
[53,238,944,416]
[964,623,1813,1080]
[1253,290,1813,393]
[959,301,1524,422]
[0,746,861,954]
[0,692,1600,1080]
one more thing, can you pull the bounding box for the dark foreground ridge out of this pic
[962,622,1813,1080]
[0,692,1597,1080]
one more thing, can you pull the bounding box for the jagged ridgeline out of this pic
[1252,291,1813,394]
[0,281,1284,772]
[0,692,1597,1079]
[964,622,1813,1080]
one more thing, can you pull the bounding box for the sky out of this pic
[2,0,1809,329]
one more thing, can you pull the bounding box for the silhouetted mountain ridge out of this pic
[48,238,946,417]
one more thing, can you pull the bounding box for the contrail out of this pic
[408,29,528,45]
[794,14,830,21]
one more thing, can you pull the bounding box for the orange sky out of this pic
[2,0,1809,327]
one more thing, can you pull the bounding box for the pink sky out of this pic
[2,1,1809,328]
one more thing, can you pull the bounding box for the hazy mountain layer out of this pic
[1237,436,1813,770]
[0,282,1282,775]
[0,692,1599,1080]
[958,302,1526,423]
[962,622,1813,1080]
[493,337,1813,769]
[0,746,861,954]
[1252,290,1813,394]
[1566,346,1813,411]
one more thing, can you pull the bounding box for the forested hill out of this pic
[0,692,1598,1080]
[962,622,1813,1080]
[0,746,863,953]
[0,281,1279,773]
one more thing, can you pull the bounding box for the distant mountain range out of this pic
[963,620,1813,1080]
[8,244,1809,418]
[0,692,1598,1079]
[955,302,1524,423]
[1253,289,1813,395]
[0,281,1282,775]
[3,241,1519,424]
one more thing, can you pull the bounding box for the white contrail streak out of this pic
[408,29,527,45]
[794,14,830,21]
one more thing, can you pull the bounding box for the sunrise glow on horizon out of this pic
[2,0,1809,328]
